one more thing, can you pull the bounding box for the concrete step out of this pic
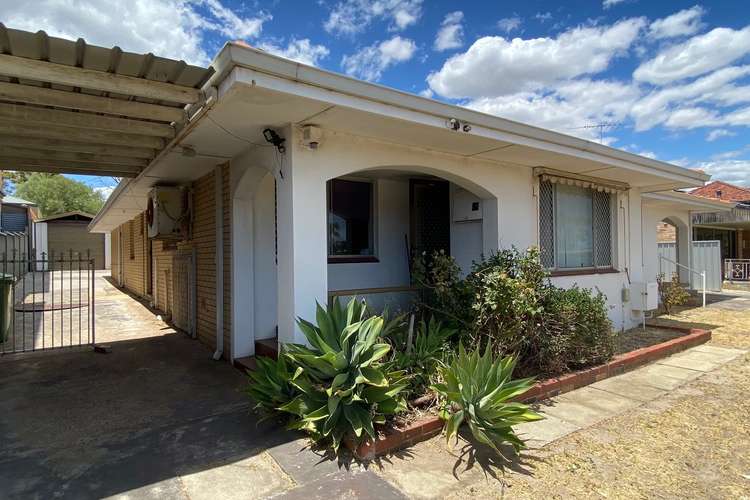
[255,337,278,360]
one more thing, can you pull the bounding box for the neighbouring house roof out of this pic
[36,211,95,223]
[91,40,712,232]
[690,180,750,203]
[0,25,213,178]
[1,194,36,206]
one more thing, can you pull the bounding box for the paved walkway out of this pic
[370,343,747,499]
[1,274,747,499]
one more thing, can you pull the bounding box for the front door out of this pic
[410,179,450,260]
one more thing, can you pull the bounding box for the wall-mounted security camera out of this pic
[446,118,460,131]
[463,124,472,132]
[263,128,286,153]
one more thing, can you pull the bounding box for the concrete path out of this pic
[514,343,746,449]
[373,343,747,499]
[0,273,403,500]
[1,273,746,499]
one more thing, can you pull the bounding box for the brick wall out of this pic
[121,214,147,297]
[656,222,676,243]
[108,164,232,358]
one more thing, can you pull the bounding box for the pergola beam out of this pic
[0,54,202,104]
[0,122,164,149]
[0,102,174,138]
[0,146,148,167]
[0,157,142,177]
[0,81,186,123]
[0,135,155,159]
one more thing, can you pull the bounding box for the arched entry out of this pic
[231,161,277,359]
[657,216,690,283]
[324,166,498,312]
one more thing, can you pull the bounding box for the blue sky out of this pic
[3,0,749,193]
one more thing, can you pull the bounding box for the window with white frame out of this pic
[539,180,616,270]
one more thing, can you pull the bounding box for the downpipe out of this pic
[213,165,224,361]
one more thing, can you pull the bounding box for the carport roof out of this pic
[0,25,213,178]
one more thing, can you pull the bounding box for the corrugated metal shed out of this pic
[0,25,213,177]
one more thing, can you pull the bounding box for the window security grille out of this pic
[539,180,614,270]
[539,181,555,268]
[593,190,613,268]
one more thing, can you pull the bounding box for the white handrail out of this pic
[659,255,706,308]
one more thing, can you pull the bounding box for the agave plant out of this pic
[432,344,543,455]
[277,298,408,450]
[246,355,296,415]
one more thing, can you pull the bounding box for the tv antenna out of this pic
[570,121,620,144]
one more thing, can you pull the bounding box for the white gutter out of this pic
[642,192,736,211]
[213,164,224,361]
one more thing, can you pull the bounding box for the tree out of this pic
[13,173,105,217]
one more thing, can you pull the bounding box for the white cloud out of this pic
[1,0,270,66]
[434,11,463,51]
[428,18,645,99]
[324,0,423,35]
[418,88,434,98]
[630,65,750,130]
[634,26,750,85]
[706,129,737,142]
[690,160,750,186]
[342,36,416,81]
[648,5,705,39]
[468,79,640,142]
[662,105,750,130]
[603,0,627,9]
[497,16,522,34]
[258,38,329,66]
[535,12,552,23]
[94,185,116,199]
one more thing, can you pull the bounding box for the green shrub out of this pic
[432,344,543,455]
[657,272,690,315]
[273,298,408,451]
[535,286,615,374]
[411,247,615,376]
[388,316,457,398]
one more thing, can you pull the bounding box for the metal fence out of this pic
[0,250,95,355]
[725,259,750,282]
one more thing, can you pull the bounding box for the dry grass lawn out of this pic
[449,302,750,499]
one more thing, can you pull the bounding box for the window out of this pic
[539,180,615,271]
[327,179,375,261]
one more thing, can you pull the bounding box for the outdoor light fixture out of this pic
[263,128,286,153]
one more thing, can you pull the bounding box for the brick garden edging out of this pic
[346,326,711,460]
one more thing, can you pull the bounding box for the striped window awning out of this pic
[536,168,629,194]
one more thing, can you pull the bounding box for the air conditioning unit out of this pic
[146,186,188,240]
[452,189,482,222]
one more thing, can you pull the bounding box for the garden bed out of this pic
[345,325,711,460]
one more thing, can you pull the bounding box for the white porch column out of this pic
[276,128,328,345]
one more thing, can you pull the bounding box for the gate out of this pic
[0,250,95,355]
[691,240,721,291]
[657,240,722,291]
[171,248,196,338]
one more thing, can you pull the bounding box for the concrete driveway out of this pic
[0,275,403,500]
